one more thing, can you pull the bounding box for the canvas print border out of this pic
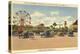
[8,1,78,53]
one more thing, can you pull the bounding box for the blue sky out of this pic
[13,4,77,26]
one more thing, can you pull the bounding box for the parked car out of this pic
[58,32,64,37]
[68,31,74,37]
[40,30,54,38]
[19,31,34,39]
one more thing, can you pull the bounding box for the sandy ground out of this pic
[11,33,77,51]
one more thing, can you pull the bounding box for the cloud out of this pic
[50,11,60,16]
[31,13,56,26]
[38,17,56,26]
[29,11,76,27]
[31,11,45,18]
[67,16,74,21]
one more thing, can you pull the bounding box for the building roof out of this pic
[72,20,77,25]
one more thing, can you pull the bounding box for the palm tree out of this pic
[53,22,57,29]
[49,25,53,30]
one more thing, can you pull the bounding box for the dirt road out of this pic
[11,34,77,51]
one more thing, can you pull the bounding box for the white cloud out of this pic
[38,17,56,26]
[31,11,45,17]
[50,11,60,16]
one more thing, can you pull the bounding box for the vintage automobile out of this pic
[68,31,74,37]
[40,30,54,38]
[58,32,64,37]
[19,31,34,39]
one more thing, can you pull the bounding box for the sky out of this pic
[12,3,77,27]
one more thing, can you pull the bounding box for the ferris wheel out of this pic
[13,10,32,33]
[13,10,31,26]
